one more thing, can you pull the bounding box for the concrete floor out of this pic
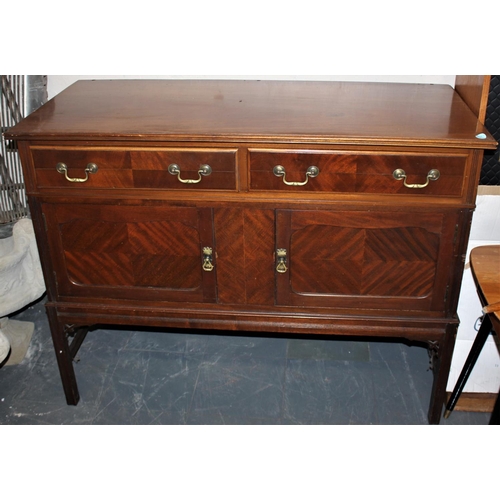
[0,295,493,424]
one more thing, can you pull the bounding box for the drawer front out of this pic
[30,147,238,190]
[249,149,467,196]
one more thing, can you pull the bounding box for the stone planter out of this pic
[0,218,45,365]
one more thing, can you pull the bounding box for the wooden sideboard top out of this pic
[5,79,497,148]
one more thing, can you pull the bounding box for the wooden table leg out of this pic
[46,306,80,405]
[428,324,457,424]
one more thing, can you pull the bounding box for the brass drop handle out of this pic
[168,163,212,184]
[276,248,288,273]
[273,165,319,186]
[202,247,214,272]
[392,168,440,189]
[56,162,98,183]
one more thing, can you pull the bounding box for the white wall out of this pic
[47,75,456,100]
[448,188,500,393]
[46,75,500,393]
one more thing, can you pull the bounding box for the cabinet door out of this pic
[42,203,216,303]
[275,209,456,312]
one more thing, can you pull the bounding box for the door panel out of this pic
[42,203,216,303]
[276,209,453,311]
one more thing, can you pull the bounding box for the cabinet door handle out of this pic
[276,248,288,273]
[56,162,98,183]
[168,163,212,184]
[392,168,440,189]
[273,165,319,186]
[202,247,214,272]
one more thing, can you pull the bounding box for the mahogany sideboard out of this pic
[5,79,497,424]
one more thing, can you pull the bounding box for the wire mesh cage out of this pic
[0,75,47,224]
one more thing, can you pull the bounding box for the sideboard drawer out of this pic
[30,147,238,190]
[249,149,467,196]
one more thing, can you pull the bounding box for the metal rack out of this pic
[0,75,47,224]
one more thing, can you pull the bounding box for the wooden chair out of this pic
[445,245,500,424]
